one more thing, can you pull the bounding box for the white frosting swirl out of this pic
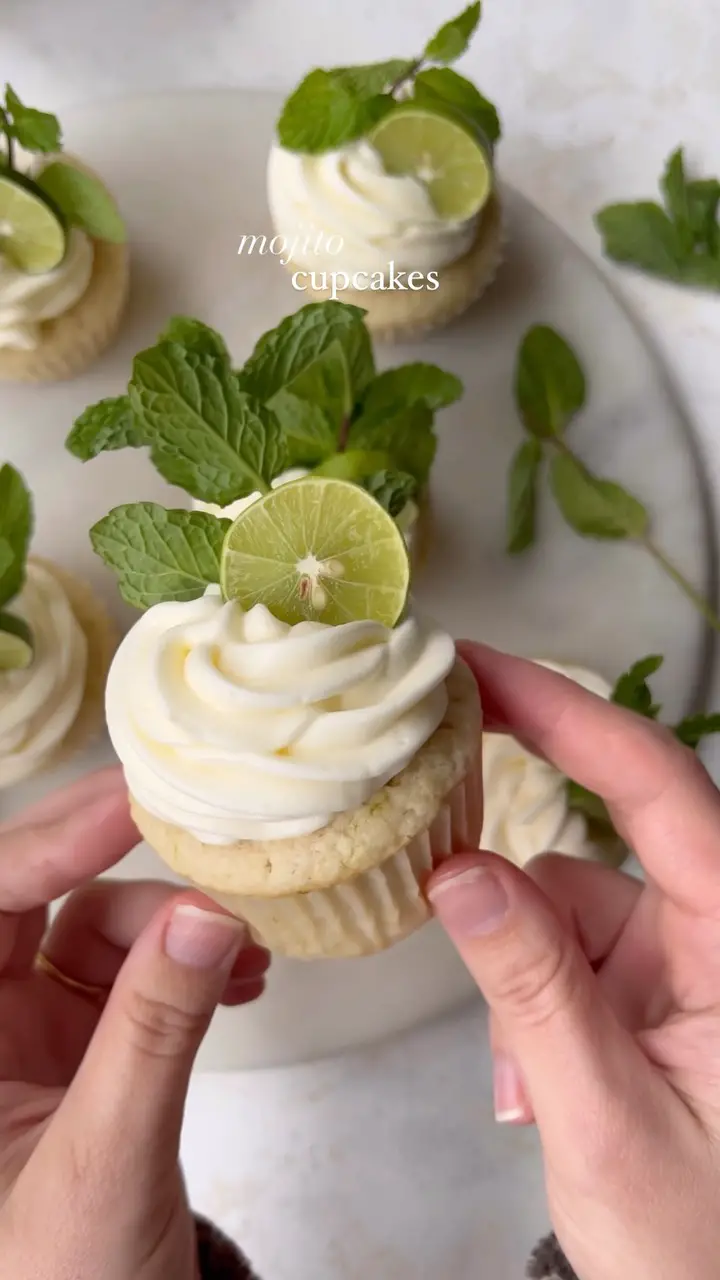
[267,141,479,274]
[106,597,455,844]
[0,561,88,786]
[0,228,94,350]
[482,662,613,867]
[192,468,418,548]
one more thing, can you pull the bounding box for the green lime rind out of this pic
[0,171,66,274]
[368,104,492,221]
[220,476,410,628]
[0,611,34,671]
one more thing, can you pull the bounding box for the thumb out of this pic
[56,893,246,1178]
[428,853,656,1147]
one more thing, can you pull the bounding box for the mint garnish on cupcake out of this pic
[67,301,462,610]
[276,3,499,157]
[0,83,125,275]
[0,464,34,669]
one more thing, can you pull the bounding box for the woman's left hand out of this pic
[0,768,269,1280]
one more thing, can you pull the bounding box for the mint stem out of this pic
[3,129,13,172]
[643,538,720,633]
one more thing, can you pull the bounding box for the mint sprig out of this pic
[507,324,720,633]
[596,148,720,291]
[0,463,34,666]
[66,396,144,460]
[277,3,496,154]
[90,504,230,610]
[567,655,720,831]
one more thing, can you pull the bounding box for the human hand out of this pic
[0,768,269,1280]
[429,644,720,1280]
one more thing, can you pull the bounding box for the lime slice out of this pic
[368,106,492,221]
[0,612,33,671]
[220,476,410,628]
[0,172,66,274]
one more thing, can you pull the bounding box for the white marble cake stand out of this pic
[0,90,715,1069]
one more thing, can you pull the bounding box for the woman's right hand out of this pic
[429,644,720,1280]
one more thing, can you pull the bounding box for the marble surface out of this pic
[5,2,720,1276]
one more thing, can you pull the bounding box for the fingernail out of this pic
[493,1051,529,1124]
[428,866,509,937]
[165,905,246,970]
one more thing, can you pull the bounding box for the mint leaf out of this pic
[550,453,649,541]
[424,2,482,63]
[36,161,125,242]
[360,361,463,416]
[364,469,417,517]
[313,449,390,481]
[595,201,690,282]
[348,402,436,486]
[611,655,663,717]
[507,438,542,554]
[241,302,375,413]
[333,61,415,96]
[686,178,720,255]
[0,462,32,607]
[4,85,61,153]
[269,391,338,467]
[414,68,500,144]
[566,780,613,827]
[129,344,286,505]
[90,503,229,609]
[515,326,586,439]
[283,337,352,425]
[673,712,720,749]
[66,395,144,461]
[277,68,394,154]
[157,316,229,360]
[661,148,694,253]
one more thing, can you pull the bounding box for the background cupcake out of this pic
[268,3,503,341]
[0,85,129,383]
[0,464,116,787]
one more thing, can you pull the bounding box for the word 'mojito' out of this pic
[237,230,342,267]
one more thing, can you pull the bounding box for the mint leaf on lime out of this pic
[241,302,375,417]
[364,469,417,518]
[611,655,663,717]
[507,438,543,554]
[66,395,144,461]
[424,2,482,63]
[36,160,126,243]
[4,85,61,154]
[157,316,230,360]
[673,712,720,749]
[516,325,586,440]
[90,503,230,610]
[360,361,463,416]
[277,68,394,154]
[313,449,390,481]
[414,67,500,144]
[550,453,649,541]
[0,462,32,607]
[129,344,287,505]
[348,402,436,487]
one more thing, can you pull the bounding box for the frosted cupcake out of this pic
[0,86,128,383]
[0,464,116,787]
[67,304,462,570]
[86,468,482,959]
[268,4,503,340]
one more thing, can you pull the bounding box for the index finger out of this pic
[459,642,720,914]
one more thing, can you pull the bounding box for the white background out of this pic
[5,3,720,1277]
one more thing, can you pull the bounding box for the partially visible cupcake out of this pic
[267,4,503,340]
[67,304,461,570]
[0,85,128,383]
[86,467,483,959]
[0,464,116,787]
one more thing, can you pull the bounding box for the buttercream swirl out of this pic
[0,227,94,350]
[482,662,613,866]
[106,597,455,844]
[0,561,88,786]
[267,141,479,275]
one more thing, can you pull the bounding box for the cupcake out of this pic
[87,467,483,959]
[0,85,128,383]
[266,4,503,340]
[66,303,462,570]
[0,463,116,787]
